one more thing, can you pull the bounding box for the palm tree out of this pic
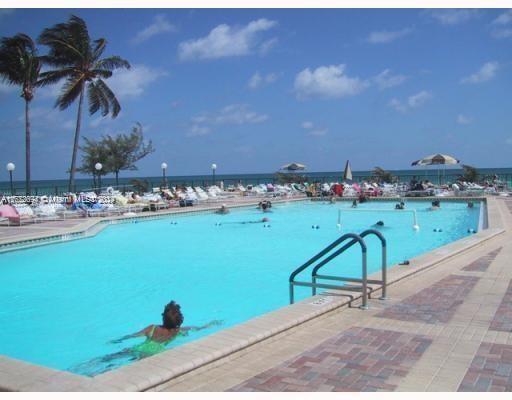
[372,166,395,184]
[0,34,41,195]
[38,15,130,192]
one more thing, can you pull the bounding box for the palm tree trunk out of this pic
[115,171,119,187]
[68,86,85,193]
[25,99,31,196]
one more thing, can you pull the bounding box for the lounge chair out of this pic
[13,205,36,225]
[34,204,65,222]
[195,187,211,202]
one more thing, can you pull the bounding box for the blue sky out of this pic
[0,8,511,180]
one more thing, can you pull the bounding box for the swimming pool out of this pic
[0,200,480,376]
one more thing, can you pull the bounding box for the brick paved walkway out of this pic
[230,327,432,392]
[462,248,502,272]
[458,342,512,391]
[156,199,512,392]
[376,274,479,324]
[490,279,512,332]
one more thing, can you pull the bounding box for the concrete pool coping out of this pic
[0,196,504,391]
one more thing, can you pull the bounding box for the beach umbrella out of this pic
[343,160,353,182]
[411,154,460,184]
[280,162,306,171]
[411,154,460,166]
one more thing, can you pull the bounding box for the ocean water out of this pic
[0,200,481,376]
[1,167,511,195]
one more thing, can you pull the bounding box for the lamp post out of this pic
[6,162,15,195]
[95,163,103,194]
[161,162,168,188]
[211,163,217,185]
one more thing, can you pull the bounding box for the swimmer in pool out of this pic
[258,200,272,212]
[373,220,385,228]
[215,204,230,214]
[71,301,222,372]
[239,217,270,224]
[429,200,441,211]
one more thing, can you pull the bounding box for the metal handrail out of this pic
[312,229,387,300]
[289,233,368,307]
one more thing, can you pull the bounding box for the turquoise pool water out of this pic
[0,200,480,376]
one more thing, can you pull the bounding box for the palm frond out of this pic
[92,38,106,60]
[56,77,84,110]
[86,80,109,116]
[38,17,86,65]
[96,78,121,117]
[0,33,41,91]
[37,68,77,86]
[94,56,130,71]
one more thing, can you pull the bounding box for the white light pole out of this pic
[211,163,217,185]
[161,162,168,188]
[6,162,15,195]
[95,162,103,194]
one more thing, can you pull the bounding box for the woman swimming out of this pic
[70,301,222,374]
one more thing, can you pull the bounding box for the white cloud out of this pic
[248,72,277,89]
[373,69,407,90]
[259,38,278,55]
[491,28,512,39]
[389,90,432,112]
[367,28,412,44]
[40,65,167,100]
[187,104,268,136]
[188,124,211,137]
[461,62,499,84]
[132,15,176,45]
[301,121,328,136]
[457,114,472,125]
[388,98,407,113]
[310,128,328,136]
[178,18,277,61]
[294,64,368,99]
[427,9,480,25]
[16,106,75,137]
[408,91,431,107]
[106,64,167,99]
[493,9,512,25]
[506,137,512,145]
[491,9,512,38]
[38,82,62,99]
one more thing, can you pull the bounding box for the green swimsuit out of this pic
[132,326,168,358]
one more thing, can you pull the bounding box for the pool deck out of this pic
[1,195,512,391]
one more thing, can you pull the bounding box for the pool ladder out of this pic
[289,229,387,309]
